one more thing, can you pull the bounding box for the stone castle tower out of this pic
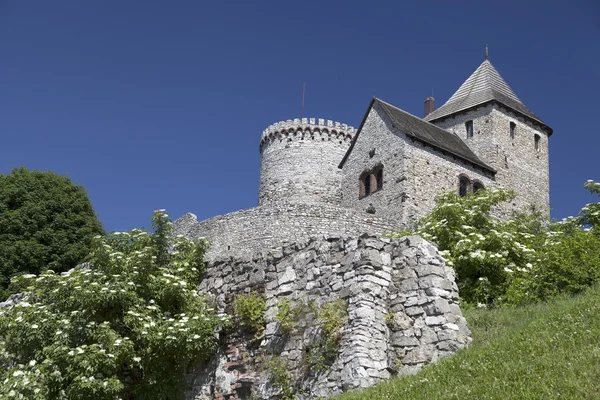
[424,56,552,211]
[258,119,356,206]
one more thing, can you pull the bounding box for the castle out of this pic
[174,53,551,258]
[178,53,552,399]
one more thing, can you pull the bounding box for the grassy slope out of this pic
[337,286,600,399]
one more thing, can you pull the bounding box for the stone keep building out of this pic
[175,55,552,257]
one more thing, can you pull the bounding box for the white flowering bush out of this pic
[0,210,230,399]
[580,180,600,234]
[393,181,600,306]
[391,188,538,305]
[505,181,600,304]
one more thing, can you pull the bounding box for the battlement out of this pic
[260,118,356,149]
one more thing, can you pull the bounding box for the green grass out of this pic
[337,286,600,399]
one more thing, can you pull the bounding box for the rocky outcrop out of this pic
[186,234,471,399]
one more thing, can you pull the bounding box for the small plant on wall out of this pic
[304,299,348,374]
[233,292,267,335]
[266,356,297,400]
[274,298,304,335]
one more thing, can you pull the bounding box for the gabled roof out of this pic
[424,60,552,135]
[339,97,495,174]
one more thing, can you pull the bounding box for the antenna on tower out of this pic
[301,83,306,119]
[485,45,489,60]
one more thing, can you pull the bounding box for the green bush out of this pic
[233,292,266,334]
[0,167,104,298]
[274,298,304,334]
[390,187,533,305]
[305,299,347,373]
[506,218,600,304]
[580,180,600,234]
[0,210,230,399]
[392,181,600,306]
[266,356,296,400]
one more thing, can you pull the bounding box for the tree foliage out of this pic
[392,181,600,306]
[0,210,230,399]
[0,167,104,297]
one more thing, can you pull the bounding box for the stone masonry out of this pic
[173,203,398,260]
[186,234,471,399]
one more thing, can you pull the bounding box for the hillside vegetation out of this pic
[338,285,600,400]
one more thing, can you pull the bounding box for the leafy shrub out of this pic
[266,356,295,400]
[0,167,104,298]
[392,181,600,307]
[390,187,535,305]
[0,210,230,399]
[505,207,600,304]
[305,299,347,373]
[274,298,304,334]
[233,292,266,334]
[580,180,600,234]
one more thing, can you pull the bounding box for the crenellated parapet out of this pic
[260,118,356,150]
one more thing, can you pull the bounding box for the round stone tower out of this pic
[259,118,356,206]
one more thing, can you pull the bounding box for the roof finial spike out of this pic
[485,45,489,60]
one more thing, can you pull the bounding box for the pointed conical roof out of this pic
[424,60,551,134]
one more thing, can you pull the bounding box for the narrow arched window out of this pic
[473,181,485,194]
[364,175,371,196]
[376,169,383,191]
[465,120,474,138]
[459,176,470,197]
[534,134,540,151]
[510,122,516,139]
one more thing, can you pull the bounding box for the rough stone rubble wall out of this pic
[259,118,355,206]
[186,234,471,399]
[173,203,398,260]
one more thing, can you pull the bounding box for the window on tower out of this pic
[510,122,516,139]
[534,134,541,151]
[465,120,474,138]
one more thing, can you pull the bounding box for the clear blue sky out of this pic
[1,1,598,232]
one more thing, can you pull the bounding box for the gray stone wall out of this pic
[259,119,355,206]
[173,203,399,260]
[433,104,550,212]
[186,234,471,399]
[340,104,409,225]
[401,137,495,224]
[341,103,495,227]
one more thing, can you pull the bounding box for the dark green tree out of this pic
[0,167,104,297]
